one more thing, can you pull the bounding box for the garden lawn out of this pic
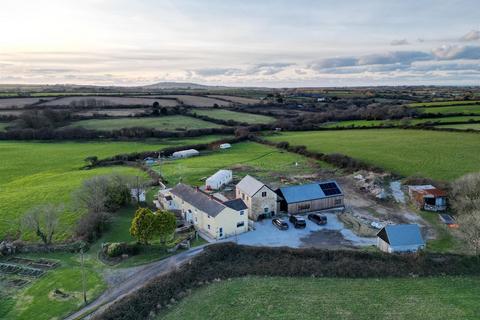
[0,136,228,240]
[323,116,480,128]
[153,142,328,186]
[192,109,276,124]
[159,276,480,320]
[420,104,480,115]
[266,129,480,180]
[435,123,480,130]
[66,115,224,131]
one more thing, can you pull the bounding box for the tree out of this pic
[152,101,160,116]
[458,212,480,255]
[23,204,61,245]
[84,156,98,167]
[130,208,156,245]
[155,210,177,246]
[450,172,480,214]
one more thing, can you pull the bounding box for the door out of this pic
[219,227,223,238]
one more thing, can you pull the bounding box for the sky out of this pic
[0,0,479,87]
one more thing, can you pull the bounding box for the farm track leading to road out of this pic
[64,246,207,320]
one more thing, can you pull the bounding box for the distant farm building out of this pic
[171,149,199,159]
[219,143,231,149]
[130,188,146,202]
[236,175,277,221]
[206,170,233,190]
[377,224,425,253]
[276,181,344,214]
[408,185,447,212]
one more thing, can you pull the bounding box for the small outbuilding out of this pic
[408,185,447,212]
[376,224,425,253]
[131,188,146,202]
[219,143,231,149]
[205,170,233,190]
[276,181,344,214]
[171,149,199,159]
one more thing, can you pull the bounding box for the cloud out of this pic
[460,30,480,41]
[432,45,480,60]
[193,63,294,77]
[391,39,409,46]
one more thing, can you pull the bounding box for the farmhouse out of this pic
[206,169,232,190]
[408,185,447,212]
[171,149,199,159]
[168,183,248,240]
[236,175,277,220]
[276,181,344,214]
[376,224,425,253]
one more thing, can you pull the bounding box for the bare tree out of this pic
[72,176,109,214]
[450,172,480,215]
[458,212,480,255]
[23,204,61,245]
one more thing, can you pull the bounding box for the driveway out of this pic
[235,213,376,248]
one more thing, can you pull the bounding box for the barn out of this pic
[276,181,344,214]
[408,185,447,212]
[377,224,425,253]
[206,170,233,190]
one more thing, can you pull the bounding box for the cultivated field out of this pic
[37,96,178,107]
[160,276,480,320]
[192,109,276,124]
[267,129,480,180]
[207,95,261,104]
[323,116,480,128]
[66,116,224,131]
[154,142,326,187]
[435,123,480,130]
[0,135,229,240]
[162,95,231,107]
[0,98,55,109]
[420,104,480,115]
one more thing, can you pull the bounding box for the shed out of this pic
[219,143,231,149]
[276,181,344,214]
[131,188,146,202]
[376,224,425,253]
[408,185,447,212]
[171,149,199,159]
[205,170,233,190]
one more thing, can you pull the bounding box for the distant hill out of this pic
[141,82,229,90]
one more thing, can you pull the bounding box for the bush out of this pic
[103,242,139,258]
[75,211,111,242]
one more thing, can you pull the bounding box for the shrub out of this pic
[103,242,139,258]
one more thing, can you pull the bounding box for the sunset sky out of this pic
[1,0,479,87]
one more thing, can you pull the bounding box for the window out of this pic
[264,207,269,213]
[262,191,267,197]
[334,199,342,206]
[207,224,210,230]
[242,193,245,200]
[298,203,311,211]
[237,221,245,228]
[240,210,244,215]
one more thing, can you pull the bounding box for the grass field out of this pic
[153,142,328,187]
[409,100,480,107]
[0,135,228,240]
[420,104,480,115]
[66,116,224,131]
[192,109,276,124]
[435,123,480,130]
[323,116,480,128]
[0,122,9,131]
[266,129,480,180]
[159,276,480,320]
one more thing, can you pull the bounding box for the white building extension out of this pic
[171,149,199,159]
[206,170,233,190]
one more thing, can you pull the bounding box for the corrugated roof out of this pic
[278,181,343,204]
[236,175,265,197]
[378,224,425,247]
[170,183,225,217]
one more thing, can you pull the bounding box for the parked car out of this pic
[308,213,327,225]
[289,215,306,228]
[272,218,289,230]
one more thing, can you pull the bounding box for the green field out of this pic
[160,276,480,320]
[323,116,480,128]
[192,109,276,124]
[266,129,480,180]
[409,100,480,107]
[420,104,480,115]
[0,122,9,131]
[0,136,228,240]
[66,116,223,131]
[154,142,327,186]
[435,123,480,130]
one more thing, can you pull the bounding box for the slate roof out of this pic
[377,224,425,247]
[223,199,248,211]
[277,181,343,204]
[236,175,266,197]
[170,183,225,217]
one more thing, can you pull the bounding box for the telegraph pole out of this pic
[80,246,87,305]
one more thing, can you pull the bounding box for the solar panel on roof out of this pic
[319,182,341,196]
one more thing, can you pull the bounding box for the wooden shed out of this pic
[408,185,447,212]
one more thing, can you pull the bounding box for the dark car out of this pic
[272,218,289,230]
[289,215,307,228]
[308,213,327,225]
